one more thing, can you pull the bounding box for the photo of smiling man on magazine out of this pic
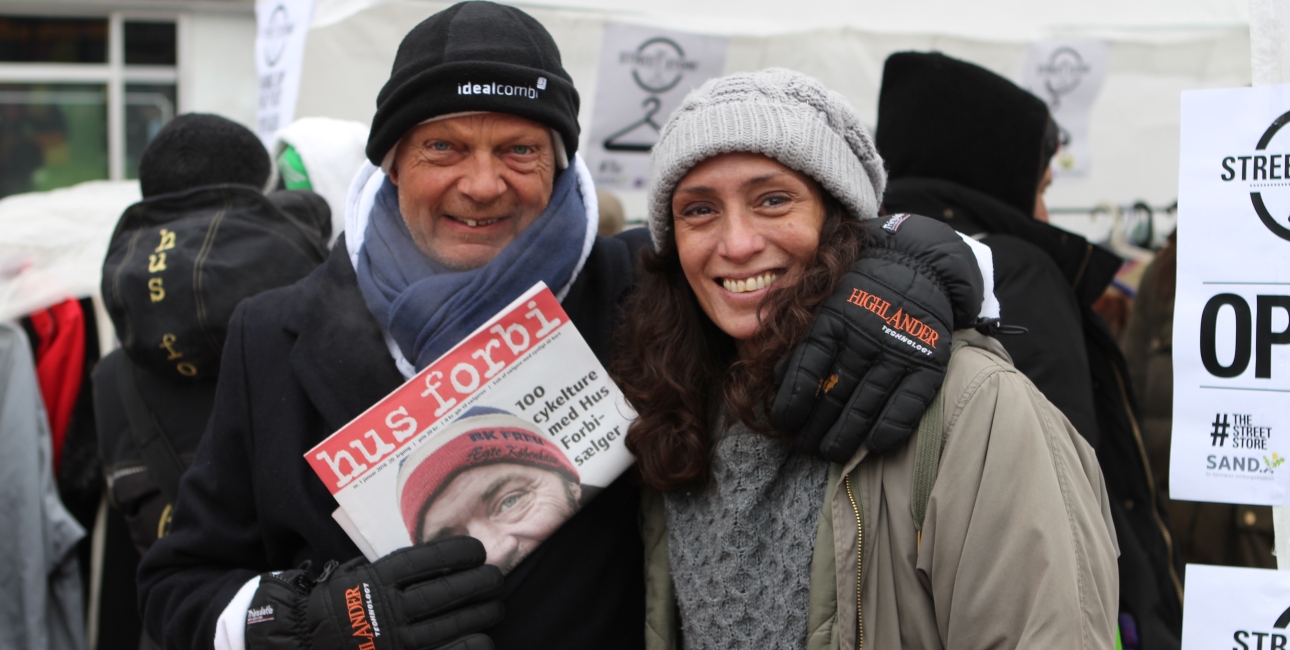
[396,407,586,572]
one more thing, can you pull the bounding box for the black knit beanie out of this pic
[138,113,270,198]
[366,1,580,167]
[876,52,1052,218]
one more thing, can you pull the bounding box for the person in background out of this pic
[874,51,1182,649]
[93,113,331,649]
[878,51,1097,439]
[269,116,371,245]
[0,327,86,650]
[597,189,626,236]
[1121,231,1274,568]
[615,67,1118,650]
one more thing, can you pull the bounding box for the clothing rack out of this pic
[1048,200,1177,255]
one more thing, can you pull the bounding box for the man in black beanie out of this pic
[876,51,1184,649]
[137,4,650,650]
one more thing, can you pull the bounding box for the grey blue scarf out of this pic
[355,168,585,370]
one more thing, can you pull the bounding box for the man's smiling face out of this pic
[388,112,556,270]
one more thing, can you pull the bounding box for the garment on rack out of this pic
[25,298,87,474]
[23,297,105,633]
[0,322,87,650]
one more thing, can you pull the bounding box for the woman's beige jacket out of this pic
[641,330,1120,649]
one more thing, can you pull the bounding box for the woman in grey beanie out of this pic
[612,68,1119,649]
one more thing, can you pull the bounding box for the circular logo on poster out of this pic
[1036,47,1089,108]
[627,38,695,94]
[261,4,293,68]
[1239,110,1290,242]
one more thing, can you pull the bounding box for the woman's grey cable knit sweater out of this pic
[663,418,829,650]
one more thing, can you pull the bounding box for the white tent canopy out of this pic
[0,181,138,350]
[0,0,1252,325]
[298,0,1252,229]
[313,0,1249,40]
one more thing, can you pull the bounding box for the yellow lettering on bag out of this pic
[148,252,167,272]
[160,333,183,360]
[148,277,165,302]
[156,229,176,252]
[157,503,173,539]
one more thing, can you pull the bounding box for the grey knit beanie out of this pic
[647,68,886,249]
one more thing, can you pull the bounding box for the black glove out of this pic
[772,214,984,462]
[245,536,504,650]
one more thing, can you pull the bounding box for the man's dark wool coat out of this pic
[885,176,1186,650]
[137,229,651,650]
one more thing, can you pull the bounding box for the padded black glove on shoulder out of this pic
[244,536,504,650]
[772,213,984,462]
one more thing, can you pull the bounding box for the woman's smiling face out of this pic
[671,152,826,343]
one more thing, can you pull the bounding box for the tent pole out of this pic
[1249,0,1290,570]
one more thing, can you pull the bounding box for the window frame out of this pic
[0,8,180,181]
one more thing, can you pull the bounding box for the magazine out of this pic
[304,282,636,571]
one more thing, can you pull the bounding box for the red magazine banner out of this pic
[306,287,567,495]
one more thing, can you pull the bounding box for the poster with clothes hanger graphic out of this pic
[603,97,663,153]
[585,23,728,191]
[1016,39,1109,179]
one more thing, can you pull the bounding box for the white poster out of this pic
[1182,564,1290,649]
[1170,84,1290,506]
[1017,40,1109,178]
[255,0,314,148]
[585,23,728,191]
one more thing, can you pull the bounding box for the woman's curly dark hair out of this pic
[611,194,866,492]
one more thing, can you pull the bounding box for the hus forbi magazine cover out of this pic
[305,282,636,570]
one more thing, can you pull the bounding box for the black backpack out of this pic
[97,185,329,544]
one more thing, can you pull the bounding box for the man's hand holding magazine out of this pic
[246,536,503,650]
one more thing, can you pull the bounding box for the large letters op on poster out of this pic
[1171,84,1290,506]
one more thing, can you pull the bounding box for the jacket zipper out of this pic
[1111,365,1184,605]
[845,474,863,650]
[1070,242,1094,293]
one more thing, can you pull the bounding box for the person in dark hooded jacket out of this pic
[874,51,1184,649]
[96,112,331,555]
[93,113,331,648]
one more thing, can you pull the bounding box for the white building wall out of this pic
[181,10,259,130]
